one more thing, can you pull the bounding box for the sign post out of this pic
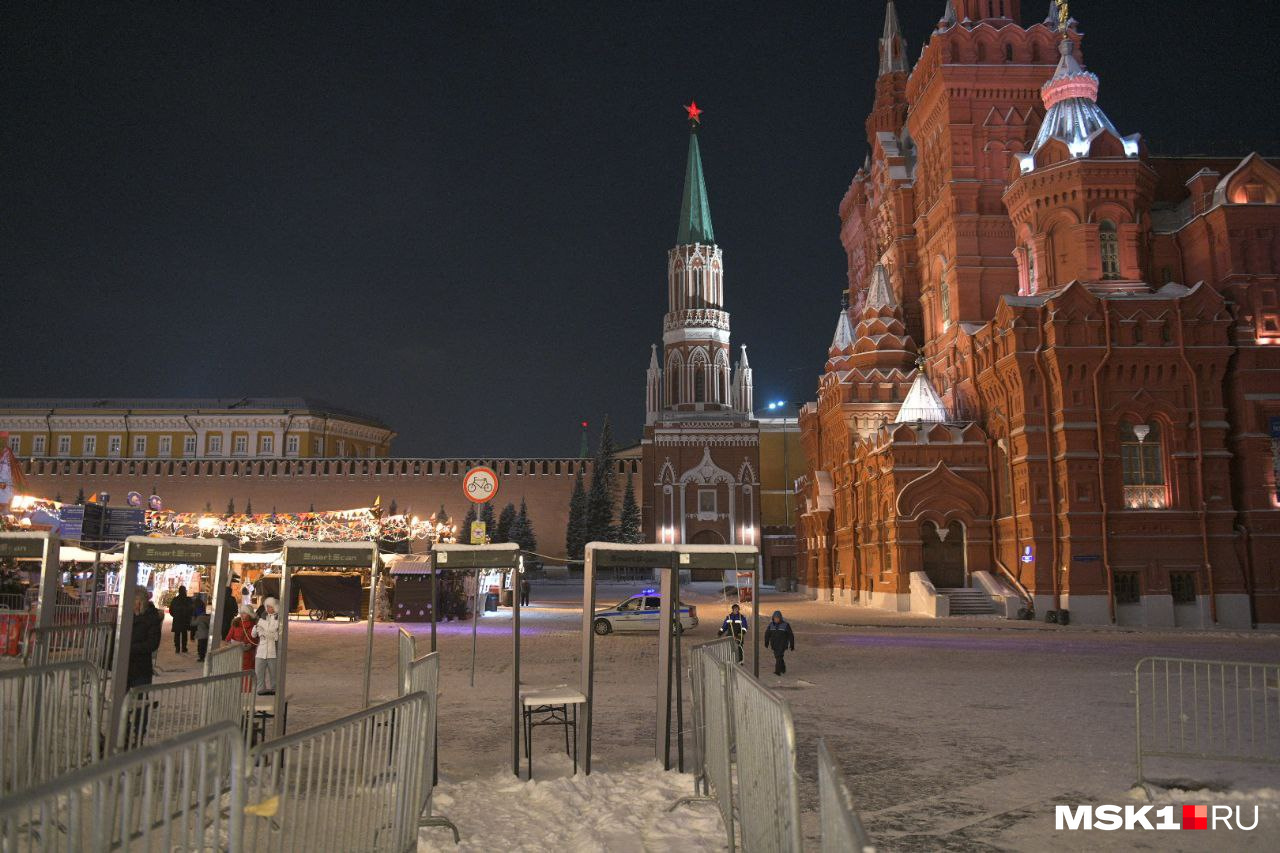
[462,466,500,506]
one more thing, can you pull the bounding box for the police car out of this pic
[592,590,698,635]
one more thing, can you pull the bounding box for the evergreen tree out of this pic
[76,487,86,505]
[513,497,538,553]
[204,501,212,513]
[478,501,496,541]
[584,416,617,544]
[436,504,449,525]
[226,499,235,515]
[495,502,516,543]
[388,498,398,517]
[245,498,253,515]
[617,470,642,544]
[565,465,587,560]
[460,504,478,542]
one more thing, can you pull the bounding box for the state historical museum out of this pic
[796,1,1280,627]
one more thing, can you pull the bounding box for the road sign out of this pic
[470,521,487,545]
[463,466,499,503]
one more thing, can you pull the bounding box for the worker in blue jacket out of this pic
[718,603,749,663]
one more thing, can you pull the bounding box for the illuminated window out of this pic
[233,435,248,455]
[286,435,300,456]
[83,436,97,456]
[133,436,147,456]
[260,434,274,455]
[207,435,223,456]
[32,435,46,456]
[1100,221,1120,279]
[158,436,172,457]
[1121,421,1166,508]
[58,435,71,456]
[183,436,196,457]
[107,436,121,457]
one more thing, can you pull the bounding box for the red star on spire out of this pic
[684,101,702,125]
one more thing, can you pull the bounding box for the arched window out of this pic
[1120,421,1167,508]
[1099,220,1120,279]
[694,369,706,402]
[1004,43,1014,62]
[1027,247,1038,293]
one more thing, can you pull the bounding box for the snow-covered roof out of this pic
[894,371,948,424]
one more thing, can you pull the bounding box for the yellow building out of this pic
[0,398,395,460]
[757,416,801,582]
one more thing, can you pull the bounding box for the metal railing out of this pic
[728,663,802,853]
[0,722,244,852]
[116,669,253,752]
[397,627,415,695]
[242,692,433,853]
[206,641,245,677]
[24,621,115,670]
[685,637,737,795]
[1135,656,1280,788]
[1,661,104,797]
[672,649,736,851]
[0,592,28,612]
[817,738,875,853]
[401,650,459,843]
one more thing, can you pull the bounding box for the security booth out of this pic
[274,540,381,739]
[426,544,525,775]
[0,530,59,628]
[109,536,230,747]
[579,543,760,774]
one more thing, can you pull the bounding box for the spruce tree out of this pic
[618,469,642,544]
[388,498,398,517]
[76,487,86,505]
[513,498,538,553]
[436,504,449,525]
[227,499,235,515]
[204,501,213,513]
[478,502,496,542]
[584,416,617,544]
[460,504,478,542]
[565,465,587,560]
[245,498,253,515]
[495,502,516,543]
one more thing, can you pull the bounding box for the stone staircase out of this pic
[939,587,998,616]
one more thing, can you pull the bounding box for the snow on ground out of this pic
[144,581,1280,851]
[420,756,724,852]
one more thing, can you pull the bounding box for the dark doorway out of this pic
[689,528,726,581]
[921,521,966,588]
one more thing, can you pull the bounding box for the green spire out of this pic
[677,130,715,245]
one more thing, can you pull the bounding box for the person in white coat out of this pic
[252,597,281,695]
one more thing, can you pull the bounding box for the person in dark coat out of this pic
[189,594,206,642]
[763,610,795,676]
[520,578,531,607]
[220,586,236,640]
[169,586,194,653]
[128,589,162,688]
[718,603,749,663]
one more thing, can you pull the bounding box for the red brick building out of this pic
[796,1,1280,627]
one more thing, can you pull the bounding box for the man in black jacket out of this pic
[764,610,795,676]
[169,586,194,654]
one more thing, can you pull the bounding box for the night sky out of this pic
[3,1,1276,456]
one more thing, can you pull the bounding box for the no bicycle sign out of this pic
[463,466,499,504]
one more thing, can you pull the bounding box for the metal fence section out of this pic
[398,627,415,695]
[242,692,432,853]
[1135,656,1280,788]
[0,661,103,797]
[206,641,244,677]
[817,738,875,853]
[685,637,736,795]
[0,722,244,853]
[401,650,459,843]
[24,621,115,670]
[678,652,735,851]
[728,664,802,853]
[116,669,251,752]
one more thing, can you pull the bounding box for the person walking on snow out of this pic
[251,597,281,695]
[764,610,795,676]
[718,603,749,663]
[169,586,194,654]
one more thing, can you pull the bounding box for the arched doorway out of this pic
[921,520,966,588]
[689,529,726,581]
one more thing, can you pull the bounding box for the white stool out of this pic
[520,687,586,778]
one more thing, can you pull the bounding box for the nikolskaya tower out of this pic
[642,104,761,555]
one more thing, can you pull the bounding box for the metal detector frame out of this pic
[0,530,59,628]
[277,540,381,739]
[579,542,760,774]
[427,543,522,776]
[110,536,230,751]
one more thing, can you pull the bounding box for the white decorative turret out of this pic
[732,344,754,415]
[879,1,907,76]
[645,344,662,425]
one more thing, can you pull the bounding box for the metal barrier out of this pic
[397,627,415,695]
[0,592,27,611]
[206,641,245,677]
[0,661,104,797]
[728,663,802,852]
[0,722,244,852]
[817,738,875,853]
[671,651,736,850]
[1135,656,1280,788]
[681,638,736,797]
[401,650,459,843]
[24,621,115,670]
[116,669,252,752]
[242,692,432,853]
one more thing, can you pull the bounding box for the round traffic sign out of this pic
[462,466,499,504]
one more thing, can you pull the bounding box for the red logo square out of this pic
[1182,804,1208,830]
